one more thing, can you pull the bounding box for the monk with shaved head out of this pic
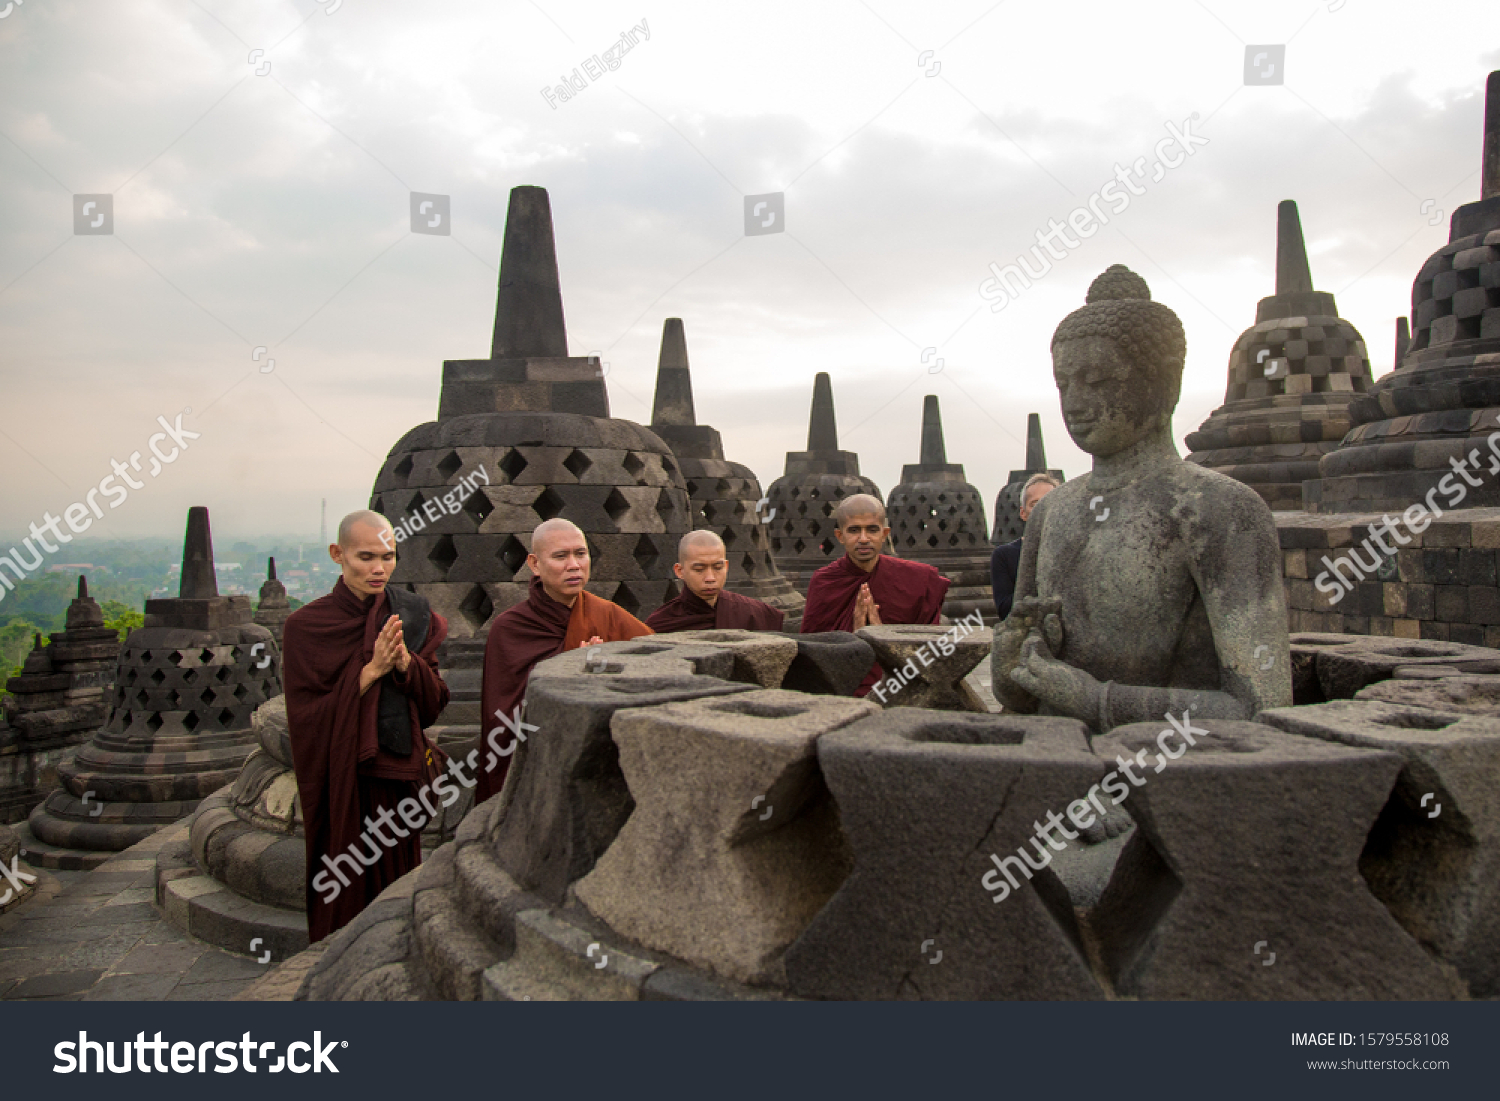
[645,530,785,633]
[476,518,652,803]
[283,509,451,941]
[800,493,951,695]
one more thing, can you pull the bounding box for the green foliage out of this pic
[100,600,144,644]
[0,619,41,703]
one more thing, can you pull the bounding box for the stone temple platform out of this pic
[288,626,1498,1002]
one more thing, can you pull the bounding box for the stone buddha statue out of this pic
[992,265,1291,731]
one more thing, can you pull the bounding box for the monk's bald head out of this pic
[528,519,590,606]
[675,529,728,604]
[338,509,395,549]
[833,494,886,528]
[331,510,396,597]
[531,518,586,556]
[678,530,725,562]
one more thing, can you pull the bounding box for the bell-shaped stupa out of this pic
[885,396,994,622]
[26,509,281,869]
[1312,72,1500,511]
[1,577,120,822]
[252,557,291,646]
[648,318,805,627]
[991,414,1064,544]
[369,186,693,632]
[763,373,881,591]
[1186,200,1374,509]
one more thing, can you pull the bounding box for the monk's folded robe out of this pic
[645,587,785,633]
[800,553,951,695]
[284,578,450,942]
[476,576,652,804]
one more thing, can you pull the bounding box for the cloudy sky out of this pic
[1,0,1497,548]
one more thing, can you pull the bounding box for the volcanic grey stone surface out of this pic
[1092,719,1463,999]
[642,629,797,688]
[785,711,1104,1000]
[856,624,991,710]
[1258,698,1500,994]
[763,373,882,590]
[573,689,878,985]
[885,396,994,622]
[489,674,753,904]
[1289,632,1500,702]
[1185,201,1374,511]
[370,185,693,635]
[648,318,805,625]
[1356,673,1500,714]
[780,631,875,696]
[28,509,280,865]
[1310,71,1500,513]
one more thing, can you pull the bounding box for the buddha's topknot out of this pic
[1052,265,1186,411]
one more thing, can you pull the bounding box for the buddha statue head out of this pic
[1050,265,1186,459]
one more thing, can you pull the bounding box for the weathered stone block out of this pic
[784,711,1102,1000]
[1259,698,1500,995]
[1092,719,1462,999]
[573,689,878,985]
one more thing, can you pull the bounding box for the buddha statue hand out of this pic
[1009,627,1104,727]
[992,597,1063,713]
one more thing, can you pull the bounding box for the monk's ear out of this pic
[673,562,685,579]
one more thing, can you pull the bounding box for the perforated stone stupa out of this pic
[1185,200,1374,510]
[885,396,994,623]
[369,185,692,632]
[252,557,291,646]
[763,372,881,590]
[648,318,804,626]
[1311,71,1500,512]
[0,577,119,822]
[26,508,281,869]
[991,414,1063,544]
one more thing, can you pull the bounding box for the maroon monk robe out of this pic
[283,578,449,942]
[476,576,652,804]
[801,553,951,695]
[645,586,785,633]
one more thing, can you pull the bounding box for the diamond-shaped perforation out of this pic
[182,712,200,732]
[499,449,528,483]
[393,454,414,481]
[563,449,592,480]
[632,534,659,573]
[622,451,646,483]
[459,584,494,633]
[533,487,565,522]
[436,450,463,479]
[498,535,528,577]
[612,583,641,616]
[603,489,631,523]
[462,490,493,526]
[428,535,458,576]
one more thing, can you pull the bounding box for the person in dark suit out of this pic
[991,473,1059,620]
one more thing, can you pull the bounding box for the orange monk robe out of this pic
[475,577,651,803]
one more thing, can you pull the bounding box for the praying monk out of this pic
[283,510,451,942]
[646,530,785,633]
[800,494,950,695]
[476,518,652,803]
[993,265,1292,731]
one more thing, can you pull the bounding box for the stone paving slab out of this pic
[0,819,289,1001]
